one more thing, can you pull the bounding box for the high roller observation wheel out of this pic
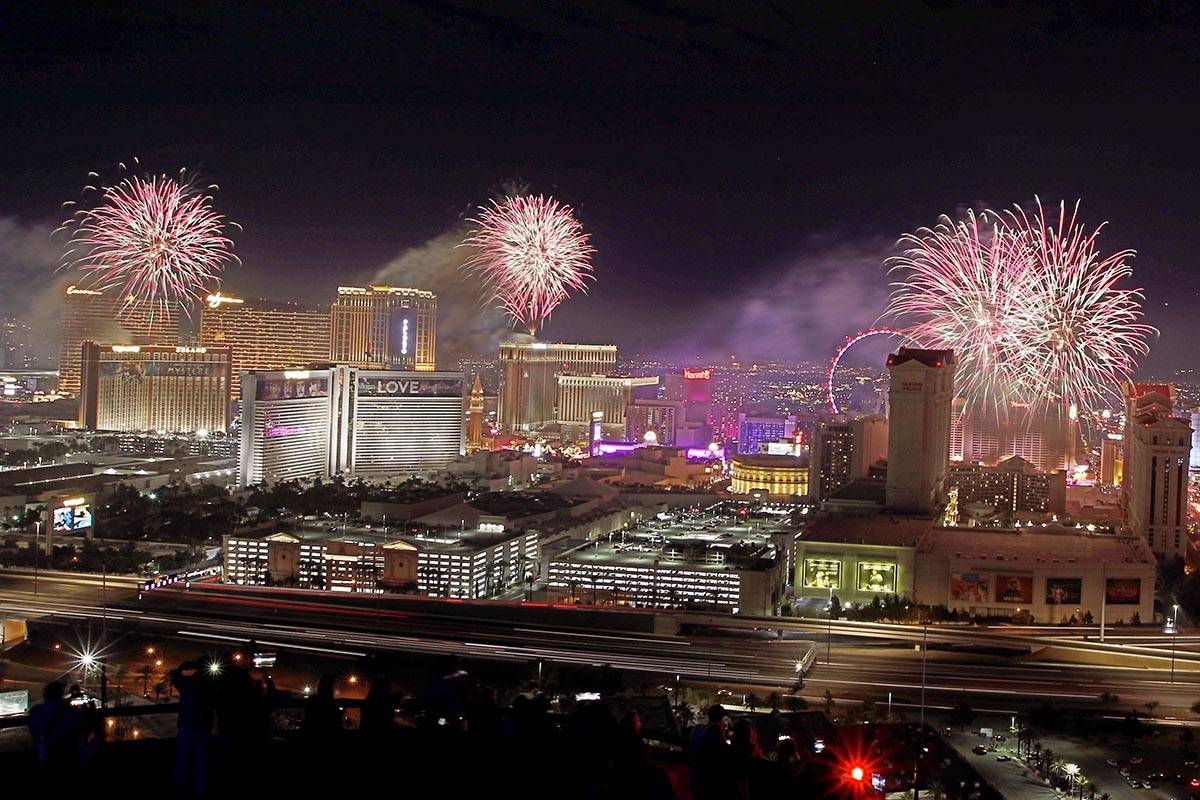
[826,327,916,414]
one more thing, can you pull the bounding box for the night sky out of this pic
[3,3,1199,370]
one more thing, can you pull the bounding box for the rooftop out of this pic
[918,525,1154,565]
[886,348,955,369]
[803,514,930,547]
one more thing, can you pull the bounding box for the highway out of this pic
[2,568,1199,719]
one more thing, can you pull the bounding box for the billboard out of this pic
[857,561,896,593]
[1105,578,1141,605]
[1045,578,1082,605]
[803,558,841,590]
[356,376,463,398]
[388,313,413,366]
[950,573,990,603]
[996,575,1033,604]
[52,499,92,533]
[255,377,329,401]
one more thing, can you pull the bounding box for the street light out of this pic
[1171,603,1179,684]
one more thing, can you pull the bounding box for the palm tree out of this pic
[1143,700,1160,718]
[766,691,781,712]
[823,689,835,716]
[745,693,761,713]
[137,664,153,696]
[926,779,948,800]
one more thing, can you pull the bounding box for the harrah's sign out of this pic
[683,368,712,381]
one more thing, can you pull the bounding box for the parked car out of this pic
[972,745,988,755]
[996,755,1011,762]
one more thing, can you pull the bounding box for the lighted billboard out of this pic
[857,561,896,593]
[255,377,329,401]
[1045,578,1082,605]
[803,557,841,590]
[950,573,990,603]
[51,499,93,533]
[357,376,463,398]
[1105,578,1141,605]
[996,575,1033,604]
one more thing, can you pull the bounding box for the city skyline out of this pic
[2,5,1199,371]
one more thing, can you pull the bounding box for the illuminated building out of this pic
[239,366,464,487]
[547,510,788,614]
[885,348,956,513]
[0,317,53,369]
[467,373,485,452]
[1099,434,1124,486]
[811,420,853,500]
[59,285,180,396]
[1192,409,1200,471]
[736,413,796,456]
[345,369,465,477]
[329,285,437,371]
[198,292,331,399]
[497,338,616,432]
[626,399,685,446]
[224,522,536,599]
[663,367,712,424]
[796,514,1155,623]
[1122,382,1191,558]
[958,402,1079,473]
[945,456,1066,515]
[79,344,232,434]
[708,369,753,443]
[556,374,658,439]
[851,416,889,478]
[729,454,809,498]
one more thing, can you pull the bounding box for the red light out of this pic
[851,766,864,781]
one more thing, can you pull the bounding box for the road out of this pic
[3,568,1199,720]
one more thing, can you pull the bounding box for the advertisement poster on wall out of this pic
[996,575,1033,604]
[803,558,841,590]
[1105,578,1141,605]
[1045,578,1083,605]
[857,562,896,593]
[950,573,990,603]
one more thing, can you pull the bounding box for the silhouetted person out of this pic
[28,681,84,775]
[610,709,676,800]
[171,661,215,798]
[693,704,735,800]
[304,674,342,740]
[214,659,263,786]
[730,718,769,799]
[771,737,802,793]
[360,675,394,738]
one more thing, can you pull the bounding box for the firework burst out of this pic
[886,200,1152,418]
[460,195,594,333]
[58,167,237,315]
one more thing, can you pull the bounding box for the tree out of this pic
[1181,727,1195,752]
[829,595,842,619]
[745,693,761,713]
[823,689,835,716]
[137,664,153,696]
[1191,699,1200,716]
[783,694,807,713]
[1098,691,1120,709]
[949,699,973,730]
[766,691,781,712]
[1143,700,1160,718]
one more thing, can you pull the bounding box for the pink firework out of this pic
[887,209,1036,415]
[461,195,594,333]
[60,172,237,314]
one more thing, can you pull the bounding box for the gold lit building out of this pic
[497,338,617,432]
[59,286,180,396]
[199,293,331,399]
[79,343,232,433]
[729,454,810,498]
[329,285,437,371]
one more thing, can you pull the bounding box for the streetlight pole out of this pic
[919,615,929,726]
[827,586,833,665]
[32,520,40,595]
[1171,603,1179,684]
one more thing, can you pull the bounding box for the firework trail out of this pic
[1006,199,1154,415]
[887,201,1152,418]
[58,167,237,315]
[460,195,594,334]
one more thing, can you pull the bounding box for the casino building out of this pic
[239,366,464,487]
[79,343,232,434]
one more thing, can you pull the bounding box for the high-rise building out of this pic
[663,367,713,425]
[736,413,795,456]
[198,292,331,399]
[497,338,617,432]
[851,416,889,478]
[467,373,485,452]
[329,285,437,371]
[811,420,853,500]
[59,285,180,395]
[1122,382,1192,558]
[885,348,957,513]
[626,399,686,446]
[946,456,1066,515]
[556,374,659,439]
[1191,408,1200,471]
[1100,434,1124,486]
[708,368,753,443]
[957,401,1080,473]
[79,343,232,433]
[239,366,464,487]
[0,317,54,369]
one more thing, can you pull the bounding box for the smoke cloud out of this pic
[0,215,69,354]
[369,222,511,362]
[677,236,898,363]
